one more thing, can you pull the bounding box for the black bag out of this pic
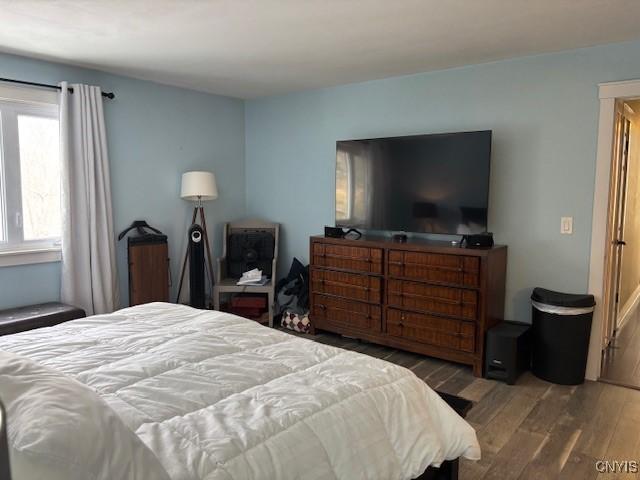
[275,258,309,316]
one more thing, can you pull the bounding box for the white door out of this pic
[603,101,631,349]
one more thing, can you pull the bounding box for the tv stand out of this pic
[309,234,507,376]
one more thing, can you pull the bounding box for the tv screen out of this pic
[335,130,491,235]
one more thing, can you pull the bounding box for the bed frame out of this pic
[417,459,459,480]
[415,391,473,480]
[0,400,11,480]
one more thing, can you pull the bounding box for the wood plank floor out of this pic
[601,306,640,389]
[281,328,640,479]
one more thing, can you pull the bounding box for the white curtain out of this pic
[59,82,118,315]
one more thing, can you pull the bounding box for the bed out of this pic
[0,302,480,480]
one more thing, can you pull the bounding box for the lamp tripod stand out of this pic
[176,199,216,305]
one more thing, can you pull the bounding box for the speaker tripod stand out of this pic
[176,204,216,306]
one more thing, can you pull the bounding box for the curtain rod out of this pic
[0,77,115,99]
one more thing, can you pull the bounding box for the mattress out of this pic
[0,302,480,479]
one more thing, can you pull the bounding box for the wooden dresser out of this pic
[309,235,507,376]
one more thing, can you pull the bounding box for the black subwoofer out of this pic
[485,321,531,385]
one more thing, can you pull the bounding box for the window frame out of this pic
[0,85,61,266]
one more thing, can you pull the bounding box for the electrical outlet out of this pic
[561,217,573,235]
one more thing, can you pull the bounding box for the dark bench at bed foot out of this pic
[0,302,85,336]
[416,460,459,480]
[436,391,473,418]
[414,392,473,480]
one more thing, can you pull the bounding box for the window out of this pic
[335,149,352,221]
[0,85,61,265]
[335,145,370,226]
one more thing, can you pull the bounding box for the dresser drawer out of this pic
[388,250,480,287]
[312,294,381,333]
[312,242,383,274]
[387,279,478,320]
[311,269,381,304]
[387,308,475,353]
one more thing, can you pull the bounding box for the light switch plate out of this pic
[561,216,573,234]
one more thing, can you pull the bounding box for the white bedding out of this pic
[0,351,171,480]
[0,302,480,480]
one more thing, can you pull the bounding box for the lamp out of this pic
[176,171,218,307]
[180,171,218,203]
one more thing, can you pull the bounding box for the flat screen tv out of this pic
[335,130,492,235]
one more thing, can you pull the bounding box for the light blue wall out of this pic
[0,52,245,309]
[245,40,640,322]
[6,40,640,319]
[0,263,60,308]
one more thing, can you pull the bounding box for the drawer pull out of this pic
[388,260,464,273]
[407,263,464,273]
[319,280,374,291]
[323,253,373,262]
[315,301,374,318]
[394,291,464,306]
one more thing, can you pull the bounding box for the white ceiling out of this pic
[2,0,640,99]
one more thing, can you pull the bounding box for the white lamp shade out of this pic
[181,171,218,201]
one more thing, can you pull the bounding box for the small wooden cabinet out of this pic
[128,241,170,306]
[309,235,507,376]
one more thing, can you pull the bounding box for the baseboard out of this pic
[617,284,640,331]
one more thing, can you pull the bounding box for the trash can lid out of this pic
[531,287,595,308]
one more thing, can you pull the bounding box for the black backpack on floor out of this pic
[275,258,309,317]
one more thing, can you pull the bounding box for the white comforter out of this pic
[0,302,480,480]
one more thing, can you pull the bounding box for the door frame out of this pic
[586,79,640,380]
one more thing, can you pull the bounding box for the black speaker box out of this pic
[485,321,531,385]
[227,232,275,279]
[189,224,205,309]
[462,232,494,249]
[324,226,345,238]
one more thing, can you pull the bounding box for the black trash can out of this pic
[531,288,595,385]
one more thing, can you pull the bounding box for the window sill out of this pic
[0,247,61,267]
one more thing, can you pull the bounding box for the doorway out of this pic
[600,98,640,388]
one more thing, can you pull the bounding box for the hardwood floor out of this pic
[601,306,640,389]
[281,328,640,479]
